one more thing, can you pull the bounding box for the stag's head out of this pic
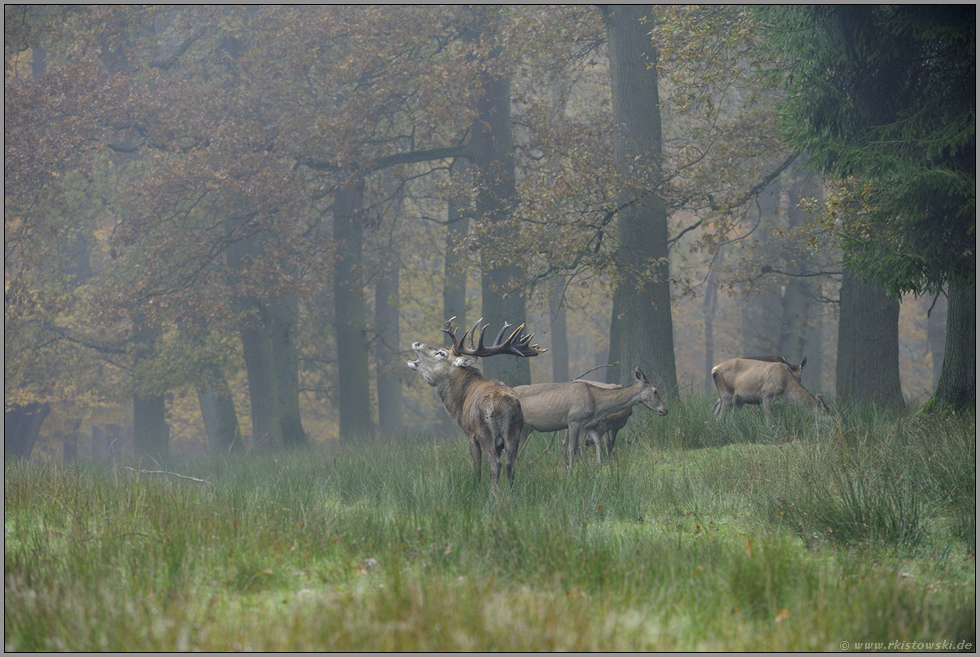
[632,367,669,416]
[408,318,545,386]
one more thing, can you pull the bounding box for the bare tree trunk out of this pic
[269,294,307,448]
[4,402,50,459]
[375,263,404,435]
[333,180,374,439]
[470,40,529,387]
[703,258,721,390]
[443,159,470,337]
[836,267,904,407]
[602,4,677,394]
[132,314,170,461]
[605,293,622,385]
[197,363,244,454]
[777,278,811,364]
[926,290,947,390]
[921,281,974,414]
[550,280,569,383]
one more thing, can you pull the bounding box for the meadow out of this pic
[4,397,976,651]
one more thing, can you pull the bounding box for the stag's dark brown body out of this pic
[408,319,544,489]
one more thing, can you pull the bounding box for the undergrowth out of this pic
[4,397,975,651]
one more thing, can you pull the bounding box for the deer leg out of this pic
[468,437,482,483]
[592,430,603,466]
[605,429,617,456]
[566,426,580,472]
[503,437,519,488]
[484,443,502,490]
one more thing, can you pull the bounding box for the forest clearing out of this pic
[5,6,974,651]
[5,402,975,651]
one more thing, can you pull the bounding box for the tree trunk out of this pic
[4,402,50,459]
[443,160,470,432]
[375,262,404,435]
[443,160,470,338]
[835,267,904,407]
[197,363,244,455]
[776,277,811,364]
[333,180,374,439]
[226,220,307,451]
[921,281,974,414]
[926,290,947,390]
[703,259,720,390]
[605,293,622,385]
[470,59,530,387]
[602,5,677,393]
[269,294,307,448]
[550,280,569,382]
[132,315,170,460]
[133,392,170,461]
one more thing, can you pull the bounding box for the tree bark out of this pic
[375,262,404,435]
[197,363,245,455]
[550,280,569,382]
[333,180,374,439]
[226,220,308,450]
[132,315,170,460]
[133,392,170,462]
[443,158,470,340]
[921,281,974,414]
[3,402,50,459]
[602,5,677,393]
[470,52,530,387]
[835,267,904,407]
[269,294,307,448]
[926,290,947,390]
[605,293,622,385]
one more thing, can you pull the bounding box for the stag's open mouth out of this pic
[407,358,419,368]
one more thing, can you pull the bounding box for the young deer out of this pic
[408,319,545,489]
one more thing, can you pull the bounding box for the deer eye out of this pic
[435,350,447,358]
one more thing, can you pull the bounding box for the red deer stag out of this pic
[711,357,828,419]
[408,318,545,489]
[514,367,668,471]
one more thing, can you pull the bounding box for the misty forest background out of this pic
[5,5,975,461]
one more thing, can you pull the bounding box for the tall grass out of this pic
[4,398,975,651]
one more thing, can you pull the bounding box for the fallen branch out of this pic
[122,466,210,484]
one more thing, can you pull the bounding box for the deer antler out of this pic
[441,317,546,358]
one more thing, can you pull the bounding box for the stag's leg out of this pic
[483,443,502,489]
[503,435,519,488]
[565,426,581,472]
[468,436,483,483]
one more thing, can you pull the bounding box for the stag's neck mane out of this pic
[437,365,486,425]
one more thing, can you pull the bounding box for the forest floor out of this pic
[4,397,975,651]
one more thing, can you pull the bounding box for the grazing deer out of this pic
[514,367,668,471]
[711,356,807,416]
[711,357,828,419]
[407,318,545,489]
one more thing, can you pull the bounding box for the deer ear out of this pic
[454,355,477,368]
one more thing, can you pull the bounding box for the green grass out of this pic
[5,397,976,651]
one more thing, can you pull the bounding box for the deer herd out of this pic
[409,318,829,490]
